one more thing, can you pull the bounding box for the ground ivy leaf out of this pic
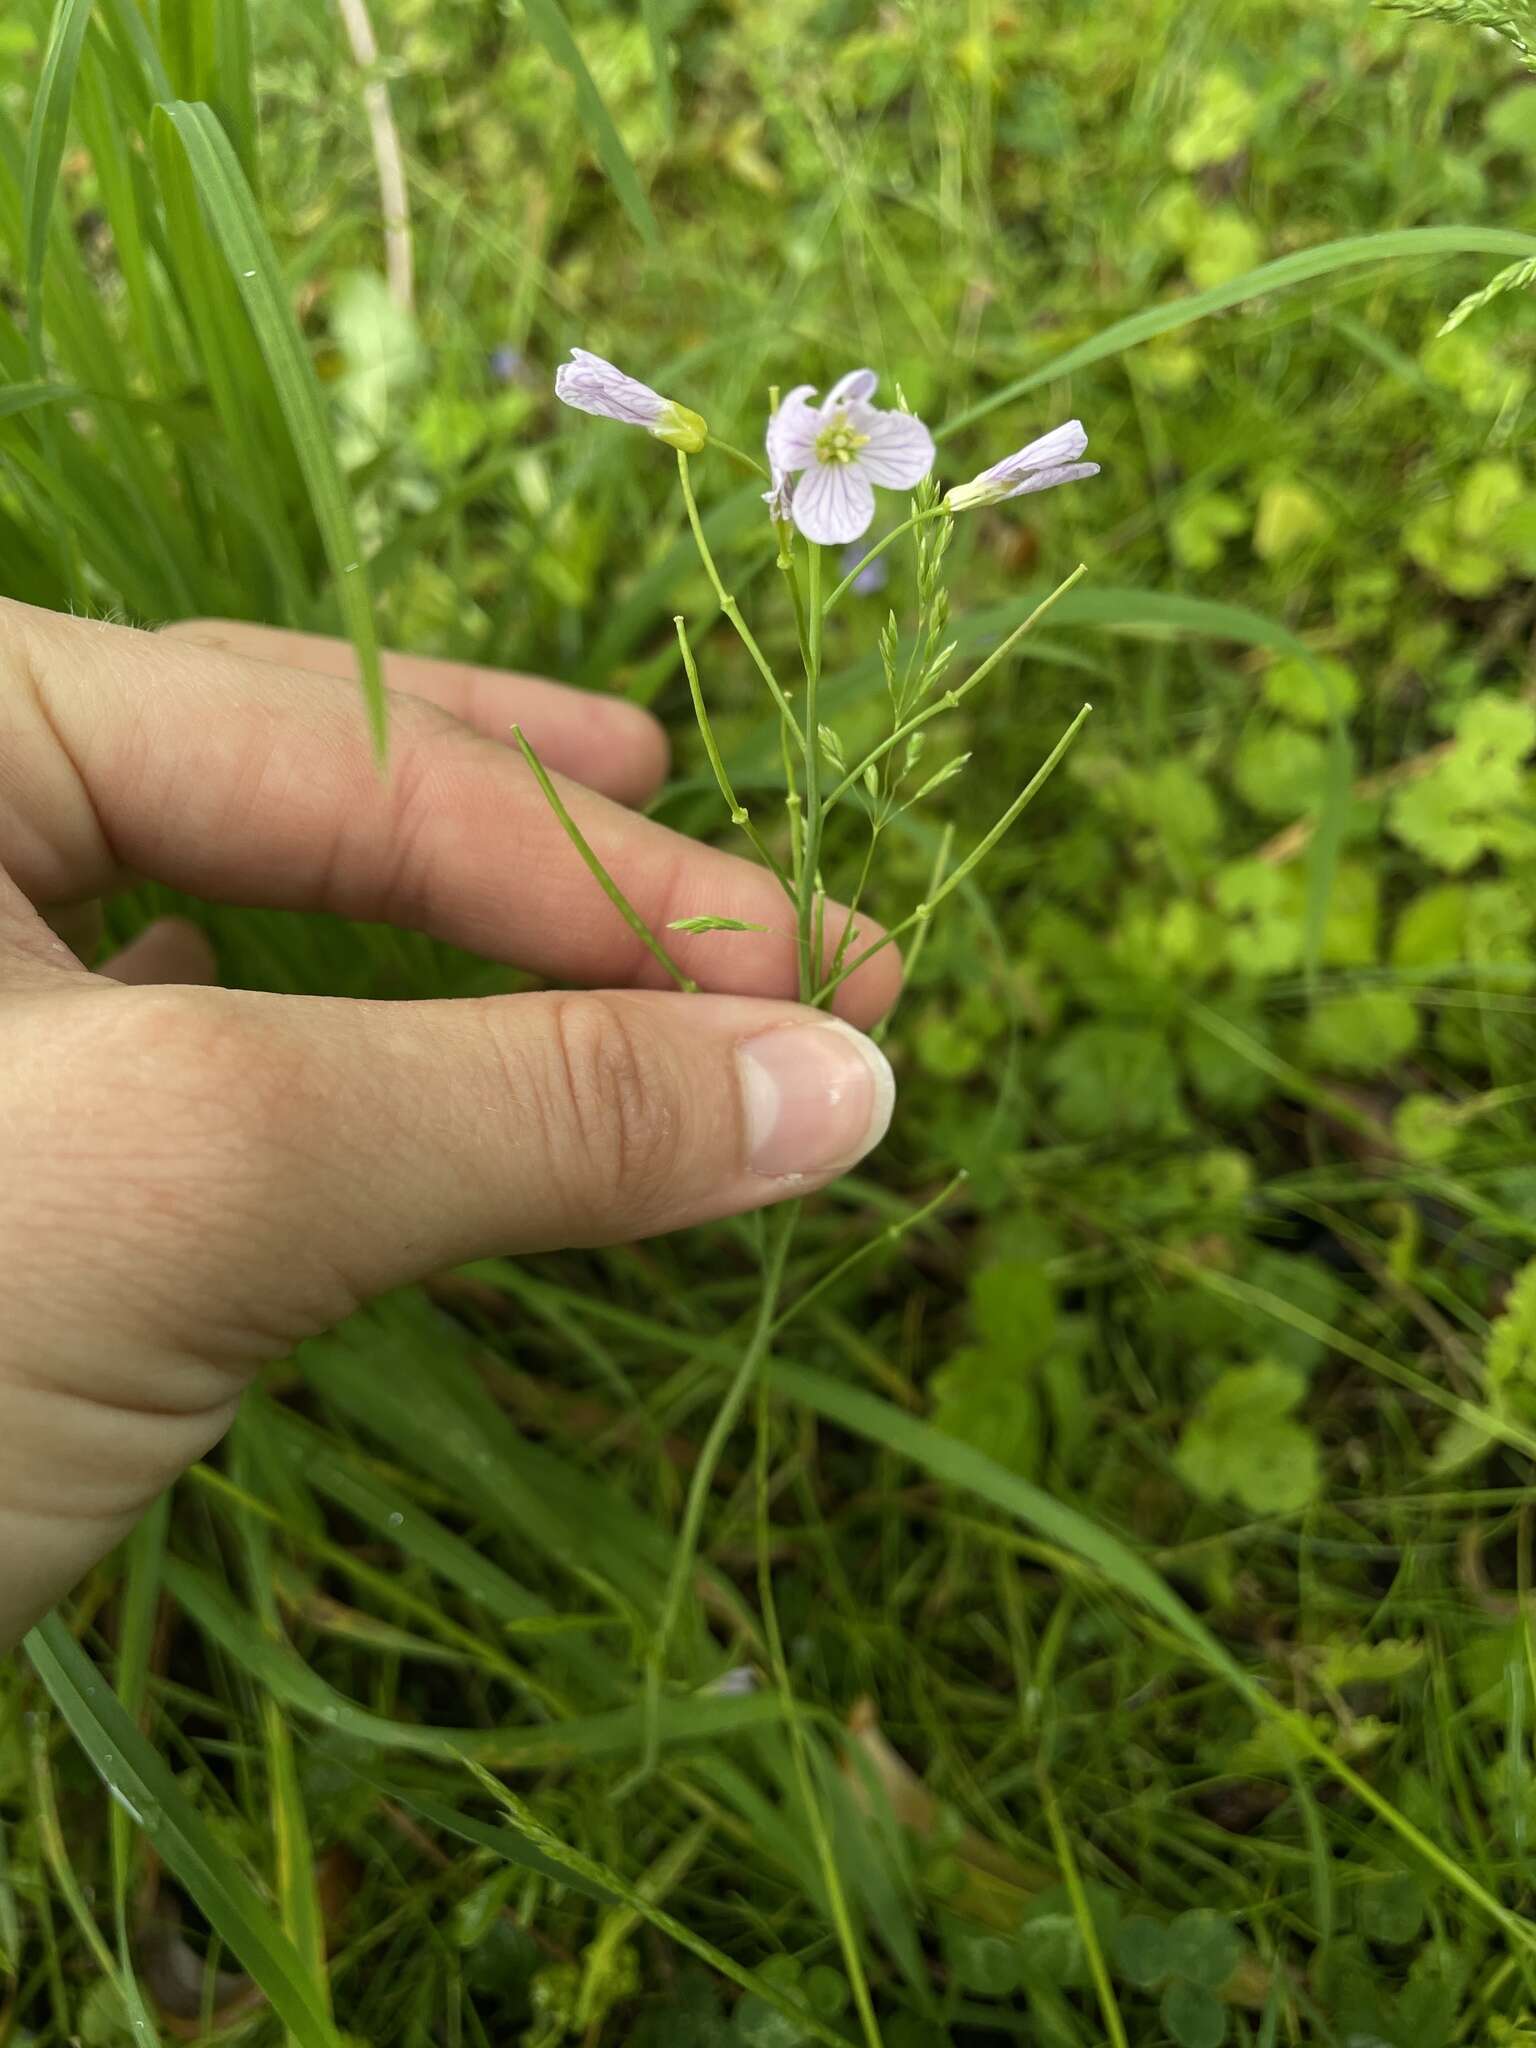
[1176,1362,1320,1514]
[1302,989,1419,1075]
[1360,1872,1427,1946]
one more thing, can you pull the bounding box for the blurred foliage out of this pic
[7,0,1536,2040]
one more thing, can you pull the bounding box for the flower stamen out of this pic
[815,416,871,467]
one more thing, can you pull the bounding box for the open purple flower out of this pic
[765,370,935,546]
[945,420,1099,512]
[554,347,708,453]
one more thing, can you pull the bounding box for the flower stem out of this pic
[673,615,796,901]
[769,1168,967,1336]
[820,561,1088,817]
[642,1203,796,1772]
[812,700,1093,1006]
[797,543,824,1001]
[754,1371,883,2048]
[705,434,769,481]
[511,726,698,992]
[677,450,805,748]
[874,820,951,1045]
[828,823,879,983]
[820,505,949,615]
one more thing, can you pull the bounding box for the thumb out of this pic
[303,986,898,1285]
[48,984,895,1368]
[0,984,895,1643]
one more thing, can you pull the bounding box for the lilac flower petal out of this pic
[991,419,1088,483]
[791,460,876,545]
[554,348,667,429]
[766,384,821,473]
[763,468,795,522]
[850,406,935,489]
[1001,461,1100,499]
[823,368,878,411]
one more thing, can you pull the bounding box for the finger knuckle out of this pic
[541,993,680,1217]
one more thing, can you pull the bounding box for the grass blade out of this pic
[24,1616,345,2048]
[153,100,387,753]
[773,1361,1536,1956]
[22,0,95,381]
[940,226,1536,437]
[513,0,658,246]
[164,1554,786,1763]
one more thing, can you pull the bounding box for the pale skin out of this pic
[0,598,900,1650]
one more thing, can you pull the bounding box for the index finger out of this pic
[1,600,900,1026]
[159,619,670,807]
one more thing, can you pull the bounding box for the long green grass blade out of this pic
[164,1554,785,1763]
[941,226,1536,436]
[22,0,95,381]
[514,0,659,246]
[24,1616,344,2048]
[231,1429,334,2037]
[153,100,387,752]
[356,1776,621,1903]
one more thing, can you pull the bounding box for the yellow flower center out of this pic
[815,415,870,467]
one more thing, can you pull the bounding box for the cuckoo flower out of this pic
[944,420,1099,512]
[765,369,935,546]
[554,347,708,453]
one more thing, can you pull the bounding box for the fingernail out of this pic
[737,1018,895,1180]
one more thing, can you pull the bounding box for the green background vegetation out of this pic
[7,0,1536,2040]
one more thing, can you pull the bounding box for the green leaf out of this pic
[1163,1910,1243,1990]
[1176,1362,1320,1515]
[1162,1980,1226,2048]
[1360,1872,1427,1946]
[1253,480,1330,560]
[24,1618,344,2048]
[1488,1259,1536,1395]
[1168,69,1258,170]
[1263,654,1360,727]
[152,102,387,756]
[1302,990,1419,1075]
[1390,691,1536,870]
[1214,861,1305,978]
[929,1346,1041,1478]
[1044,1023,1186,1138]
[514,0,659,247]
[1113,1915,1175,1987]
[1393,1093,1464,1162]
[1232,724,1330,820]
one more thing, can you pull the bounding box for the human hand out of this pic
[0,601,898,1648]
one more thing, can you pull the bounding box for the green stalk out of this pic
[821,504,949,614]
[705,433,769,480]
[642,1206,797,1772]
[511,726,698,992]
[798,542,825,1000]
[822,562,1088,816]
[673,614,796,899]
[677,450,805,747]
[754,1375,883,2048]
[814,701,1093,1005]
[873,820,952,1046]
